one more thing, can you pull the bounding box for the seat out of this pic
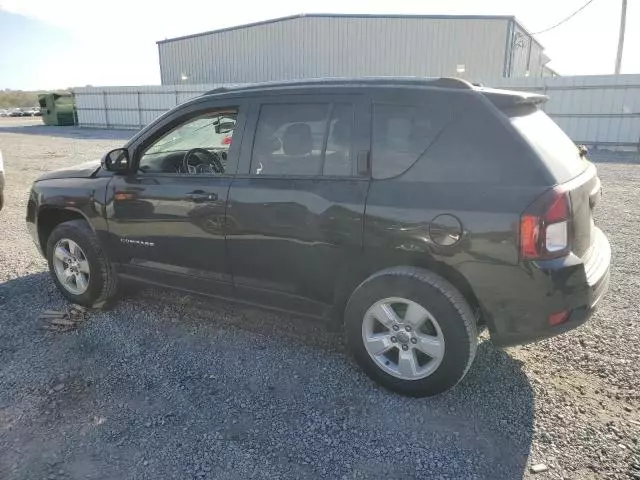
[282,123,313,156]
[277,123,318,175]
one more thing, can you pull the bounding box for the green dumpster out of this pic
[38,93,76,126]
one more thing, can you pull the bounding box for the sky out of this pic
[0,0,638,90]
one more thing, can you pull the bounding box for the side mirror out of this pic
[102,148,131,172]
[215,121,235,134]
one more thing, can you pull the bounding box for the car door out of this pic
[226,94,371,317]
[105,98,247,296]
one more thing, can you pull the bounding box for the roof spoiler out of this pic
[478,87,548,109]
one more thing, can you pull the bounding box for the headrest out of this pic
[282,123,312,156]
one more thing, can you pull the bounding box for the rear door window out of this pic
[507,106,586,181]
[251,103,355,177]
[372,103,449,179]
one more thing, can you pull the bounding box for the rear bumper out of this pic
[489,227,611,347]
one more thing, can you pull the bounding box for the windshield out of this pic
[146,113,236,154]
[508,106,586,181]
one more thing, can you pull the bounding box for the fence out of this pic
[74,74,640,149]
[74,84,237,130]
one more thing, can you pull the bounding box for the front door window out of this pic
[139,111,238,174]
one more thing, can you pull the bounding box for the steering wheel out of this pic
[182,148,224,174]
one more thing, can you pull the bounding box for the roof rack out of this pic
[202,77,474,96]
[206,87,231,94]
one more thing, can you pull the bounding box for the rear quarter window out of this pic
[405,93,550,186]
[372,102,451,180]
[507,105,587,182]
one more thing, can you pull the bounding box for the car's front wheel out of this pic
[46,219,118,308]
[345,267,478,397]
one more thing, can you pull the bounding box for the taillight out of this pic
[520,187,571,260]
[548,309,571,326]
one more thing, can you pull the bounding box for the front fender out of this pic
[27,178,112,255]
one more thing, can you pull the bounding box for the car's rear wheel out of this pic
[46,220,118,308]
[345,267,477,397]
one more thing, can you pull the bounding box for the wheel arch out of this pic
[37,207,93,254]
[333,254,483,327]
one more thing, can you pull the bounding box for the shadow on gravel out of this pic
[0,124,135,141]
[0,275,534,480]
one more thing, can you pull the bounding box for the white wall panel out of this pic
[105,94,138,110]
[75,93,104,110]
[76,108,107,128]
[107,110,139,128]
[140,92,176,110]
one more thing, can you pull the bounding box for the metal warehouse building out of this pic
[157,14,556,86]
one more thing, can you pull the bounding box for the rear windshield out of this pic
[507,106,586,182]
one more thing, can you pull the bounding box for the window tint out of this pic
[372,104,448,179]
[407,96,548,185]
[251,103,354,177]
[139,111,237,174]
[507,106,586,181]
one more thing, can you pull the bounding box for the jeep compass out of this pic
[27,78,611,396]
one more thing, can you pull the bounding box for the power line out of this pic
[531,0,597,35]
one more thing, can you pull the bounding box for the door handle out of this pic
[357,150,371,176]
[186,190,218,202]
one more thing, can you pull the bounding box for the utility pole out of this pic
[615,0,627,74]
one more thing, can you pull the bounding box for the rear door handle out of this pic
[186,190,218,202]
[357,150,371,176]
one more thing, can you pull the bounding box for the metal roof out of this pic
[157,13,520,45]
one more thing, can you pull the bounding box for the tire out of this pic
[46,219,119,308]
[345,267,477,397]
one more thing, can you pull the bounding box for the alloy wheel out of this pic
[52,238,90,295]
[361,297,445,380]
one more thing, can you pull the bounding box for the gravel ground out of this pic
[0,117,638,480]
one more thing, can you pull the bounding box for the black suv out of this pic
[27,78,611,396]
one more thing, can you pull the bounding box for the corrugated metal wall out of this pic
[158,16,511,85]
[74,74,640,148]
